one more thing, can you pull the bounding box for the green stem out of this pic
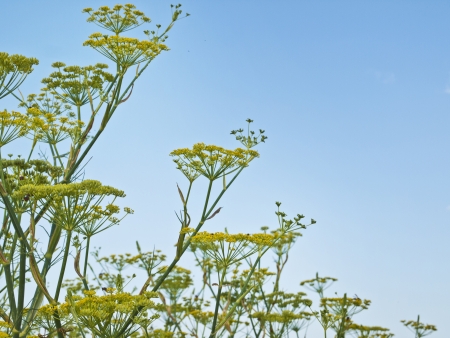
[5,89,26,104]
[14,239,27,337]
[22,222,57,338]
[52,230,72,338]
[210,269,227,337]
[83,236,91,278]
[113,77,124,106]
[4,264,17,321]
[52,312,65,338]
[26,136,38,162]
[185,181,193,204]
[77,105,81,122]
[200,180,213,221]
[52,144,65,168]
[48,142,58,167]
[54,230,72,302]
[416,315,420,338]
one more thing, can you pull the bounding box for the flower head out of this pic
[191,232,275,270]
[0,52,39,99]
[83,4,151,35]
[401,316,437,337]
[170,143,259,182]
[0,110,30,147]
[41,62,113,107]
[83,34,168,70]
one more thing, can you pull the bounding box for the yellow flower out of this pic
[179,227,195,234]
[83,34,168,70]
[83,4,151,34]
[41,62,113,107]
[26,106,85,145]
[12,180,127,233]
[0,52,39,99]
[170,143,259,181]
[191,231,275,246]
[0,110,30,147]
[191,232,276,270]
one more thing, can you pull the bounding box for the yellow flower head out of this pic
[401,317,437,336]
[12,180,127,232]
[170,143,259,181]
[320,296,371,317]
[83,4,151,34]
[191,231,276,270]
[83,33,168,70]
[0,52,39,99]
[0,110,30,147]
[191,231,275,246]
[41,62,113,107]
[348,323,394,338]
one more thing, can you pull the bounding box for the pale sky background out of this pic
[3,1,450,337]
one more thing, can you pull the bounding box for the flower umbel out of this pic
[401,315,437,338]
[82,4,151,35]
[0,110,30,147]
[41,62,114,108]
[83,33,168,71]
[191,232,276,270]
[170,143,259,182]
[0,52,39,99]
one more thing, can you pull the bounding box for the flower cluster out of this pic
[321,296,371,317]
[82,4,151,34]
[0,52,39,99]
[192,231,275,246]
[20,87,71,114]
[170,143,259,181]
[1,158,63,200]
[11,179,128,232]
[348,323,394,338]
[300,273,338,298]
[27,107,85,145]
[230,118,267,149]
[188,310,214,326]
[401,317,437,337]
[300,275,338,287]
[12,179,124,201]
[84,34,168,70]
[251,310,311,324]
[42,62,114,108]
[159,266,193,299]
[191,232,276,270]
[32,290,163,338]
[322,296,371,309]
[0,110,30,147]
[245,291,313,337]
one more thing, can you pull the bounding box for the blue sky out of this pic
[3,0,450,336]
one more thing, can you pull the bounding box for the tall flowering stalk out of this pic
[0,4,187,338]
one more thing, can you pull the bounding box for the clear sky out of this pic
[3,0,450,336]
